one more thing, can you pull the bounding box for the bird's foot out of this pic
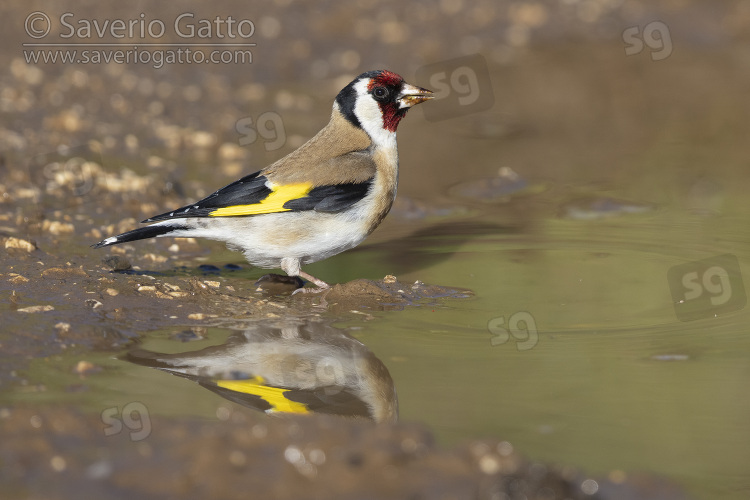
[291,271,331,295]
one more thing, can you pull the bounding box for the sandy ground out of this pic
[5,0,745,497]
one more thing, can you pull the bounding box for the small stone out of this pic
[105,288,119,296]
[189,130,216,148]
[102,255,132,272]
[218,142,246,161]
[73,360,100,375]
[142,253,168,263]
[478,454,501,475]
[50,456,67,472]
[42,220,75,235]
[41,267,88,279]
[84,299,103,309]
[383,275,397,284]
[204,280,220,288]
[228,450,247,467]
[17,305,55,313]
[137,285,157,293]
[8,274,29,284]
[4,237,36,253]
[188,313,207,320]
[55,322,71,332]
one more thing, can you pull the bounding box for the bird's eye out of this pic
[372,86,389,101]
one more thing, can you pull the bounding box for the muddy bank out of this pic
[1,405,684,500]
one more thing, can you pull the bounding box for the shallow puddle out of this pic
[3,6,750,497]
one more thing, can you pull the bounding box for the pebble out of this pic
[41,267,88,279]
[17,305,55,313]
[4,237,36,253]
[101,256,132,272]
[142,253,168,263]
[84,299,103,309]
[228,450,247,467]
[73,360,100,375]
[50,456,67,472]
[478,454,502,475]
[42,220,75,235]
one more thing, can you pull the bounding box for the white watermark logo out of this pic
[22,11,256,68]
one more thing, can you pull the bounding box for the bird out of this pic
[124,318,398,422]
[93,70,433,292]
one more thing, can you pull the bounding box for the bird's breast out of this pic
[363,146,399,235]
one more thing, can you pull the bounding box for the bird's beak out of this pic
[398,83,434,108]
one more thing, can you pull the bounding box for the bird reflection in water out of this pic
[124,318,398,423]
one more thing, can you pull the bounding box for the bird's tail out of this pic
[91,223,188,249]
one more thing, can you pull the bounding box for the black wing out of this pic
[145,171,372,222]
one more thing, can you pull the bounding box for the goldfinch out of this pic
[125,319,398,422]
[93,70,433,291]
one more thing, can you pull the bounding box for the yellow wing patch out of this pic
[216,376,309,414]
[209,182,312,217]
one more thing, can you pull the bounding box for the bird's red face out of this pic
[366,71,432,132]
[336,70,433,140]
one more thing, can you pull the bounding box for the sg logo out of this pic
[236,111,286,151]
[488,311,538,351]
[668,254,746,321]
[101,401,152,442]
[623,21,673,61]
[416,54,494,122]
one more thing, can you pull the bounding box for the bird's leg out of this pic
[282,257,330,294]
[297,271,330,290]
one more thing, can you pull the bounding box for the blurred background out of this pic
[2,1,750,499]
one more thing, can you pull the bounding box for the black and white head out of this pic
[334,70,433,147]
